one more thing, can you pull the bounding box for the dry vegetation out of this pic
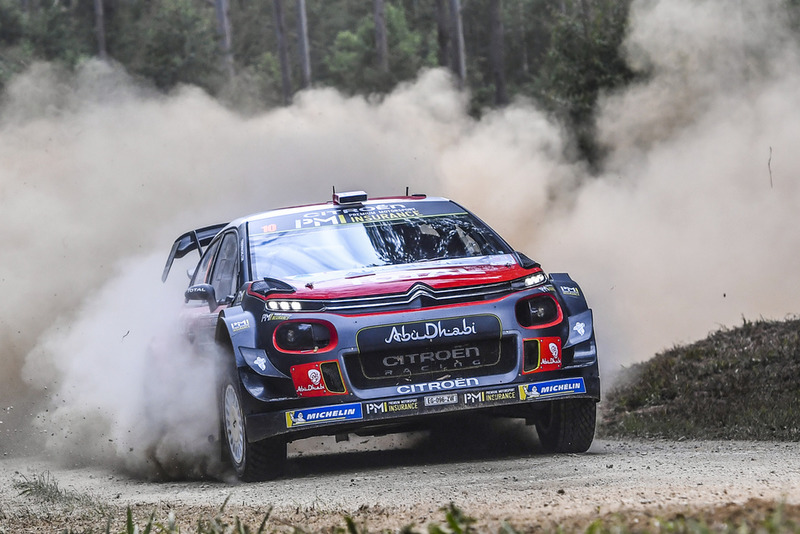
[600,317,800,441]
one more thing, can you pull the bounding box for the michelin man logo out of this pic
[254,357,267,371]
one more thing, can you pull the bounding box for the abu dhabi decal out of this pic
[396,377,479,395]
[523,337,562,374]
[285,402,363,428]
[291,361,346,397]
[384,318,477,344]
[519,378,586,401]
[358,315,500,351]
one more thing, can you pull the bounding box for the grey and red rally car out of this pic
[162,191,600,481]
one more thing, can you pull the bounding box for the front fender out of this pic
[218,306,257,367]
[550,273,589,315]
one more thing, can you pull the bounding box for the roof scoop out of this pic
[333,190,368,205]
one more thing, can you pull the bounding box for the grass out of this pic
[13,470,108,514]
[7,470,800,532]
[599,317,800,441]
[16,500,799,534]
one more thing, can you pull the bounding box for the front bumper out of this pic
[245,364,599,443]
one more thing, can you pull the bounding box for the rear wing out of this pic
[162,223,227,282]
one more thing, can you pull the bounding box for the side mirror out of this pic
[185,284,218,313]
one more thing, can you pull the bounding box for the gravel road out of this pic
[1,426,799,532]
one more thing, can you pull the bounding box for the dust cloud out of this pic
[1,0,799,474]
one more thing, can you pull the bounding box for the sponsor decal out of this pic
[365,399,419,415]
[290,361,344,397]
[523,337,562,374]
[370,345,494,377]
[396,377,479,395]
[253,356,267,371]
[251,201,469,235]
[186,286,207,295]
[382,346,481,366]
[464,387,517,405]
[262,310,291,320]
[561,286,581,297]
[464,392,484,404]
[538,337,562,371]
[358,315,500,352]
[519,378,586,401]
[424,393,458,406]
[573,322,586,336]
[383,318,477,344]
[294,205,420,229]
[231,319,250,333]
[285,402,363,428]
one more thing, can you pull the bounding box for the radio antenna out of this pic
[405,186,409,196]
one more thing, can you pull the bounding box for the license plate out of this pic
[424,393,458,406]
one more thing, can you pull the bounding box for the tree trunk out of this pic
[449,0,466,89]
[517,0,529,74]
[272,0,292,105]
[373,0,389,73]
[435,0,450,68]
[296,0,312,88]
[489,0,508,105]
[93,0,107,61]
[579,0,591,42]
[214,0,235,81]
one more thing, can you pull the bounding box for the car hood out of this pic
[282,254,535,300]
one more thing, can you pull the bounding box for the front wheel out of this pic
[535,398,596,453]
[221,377,286,481]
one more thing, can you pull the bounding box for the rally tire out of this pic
[535,398,596,453]
[220,374,286,481]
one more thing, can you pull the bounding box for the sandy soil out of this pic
[1,425,799,532]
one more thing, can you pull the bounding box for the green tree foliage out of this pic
[324,2,434,94]
[112,0,222,92]
[0,0,93,87]
[0,0,639,163]
[538,0,633,122]
[535,0,634,162]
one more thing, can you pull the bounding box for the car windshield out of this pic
[248,211,511,280]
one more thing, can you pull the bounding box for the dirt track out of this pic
[2,418,799,532]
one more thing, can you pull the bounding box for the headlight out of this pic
[512,272,548,289]
[274,321,336,353]
[524,273,547,286]
[268,300,303,311]
[515,295,562,328]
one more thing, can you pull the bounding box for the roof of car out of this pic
[229,194,457,228]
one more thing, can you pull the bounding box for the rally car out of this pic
[162,191,600,481]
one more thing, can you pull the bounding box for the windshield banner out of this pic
[251,200,466,234]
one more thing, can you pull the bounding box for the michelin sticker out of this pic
[286,403,363,428]
[519,378,586,401]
